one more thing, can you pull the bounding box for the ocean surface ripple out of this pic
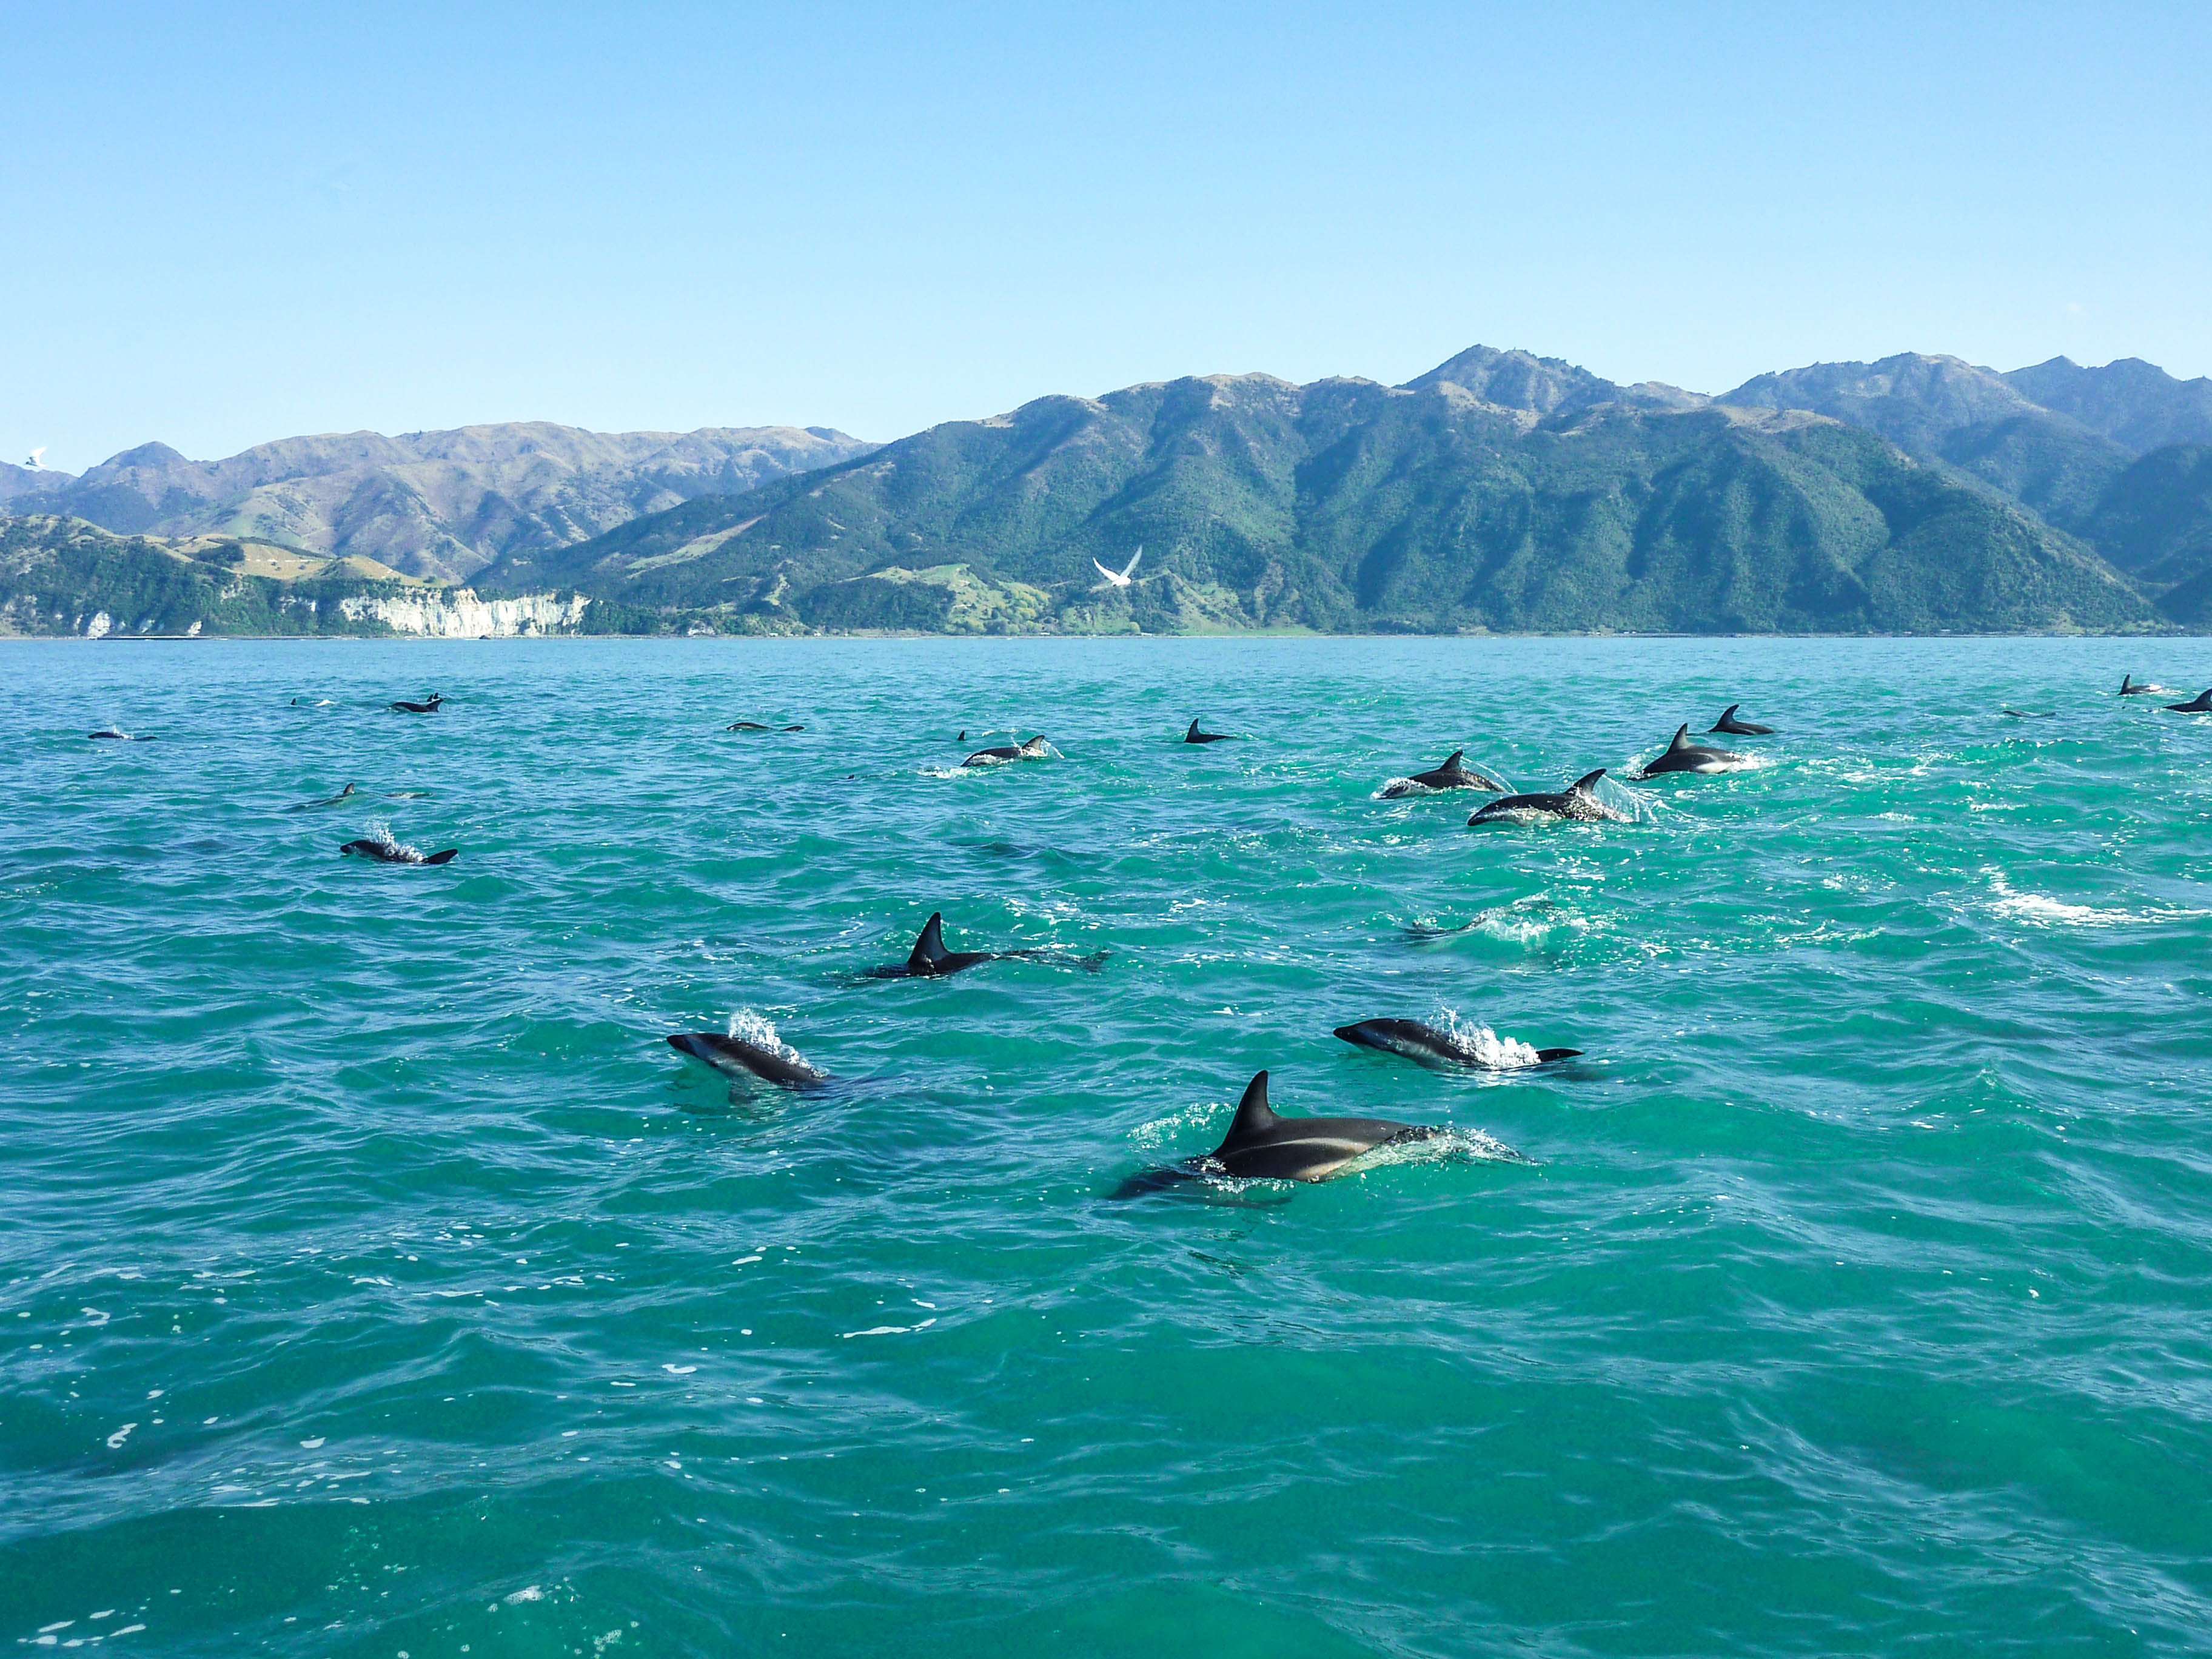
[2,635,2209,1657]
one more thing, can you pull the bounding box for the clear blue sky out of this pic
[6,1,2209,472]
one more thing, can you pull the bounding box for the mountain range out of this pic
[8,346,2211,635]
[0,423,873,583]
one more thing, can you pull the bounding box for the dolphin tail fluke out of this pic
[1570,769,1607,794]
[1216,1070,1277,1151]
[1535,1047,1582,1062]
[424,849,460,865]
[908,911,950,972]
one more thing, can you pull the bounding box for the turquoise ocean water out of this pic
[4,635,2210,1657]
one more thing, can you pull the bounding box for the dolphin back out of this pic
[1211,1071,1278,1158]
[908,912,952,973]
[667,1032,828,1088]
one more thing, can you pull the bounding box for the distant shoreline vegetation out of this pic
[10,344,2211,638]
[0,518,2184,640]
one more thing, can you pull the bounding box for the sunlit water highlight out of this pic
[3,635,2210,1657]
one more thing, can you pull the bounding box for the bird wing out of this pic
[1091,558,1120,583]
[1119,545,1144,578]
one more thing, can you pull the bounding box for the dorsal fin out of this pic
[1721,705,1739,719]
[1187,719,1201,738]
[1667,724,1692,749]
[1215,1071,1277,1151]
[1441,749,1464,768]
[1570,768,1607,794]
[2122,675,2134,692]
[340,782,355,796]
[908,912,950,971]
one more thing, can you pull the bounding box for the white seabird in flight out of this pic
[1091,545,1142,588]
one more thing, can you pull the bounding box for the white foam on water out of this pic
[1982,869,2206,929]
[1357,1126,1527,1168]
[841,1318,936,1338]
[1131,1102,1225,1151]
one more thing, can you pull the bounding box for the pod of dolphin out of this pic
[87,666,2210,1196]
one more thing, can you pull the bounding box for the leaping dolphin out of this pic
[1112,1070,1455,1194]
[666,1031,830,1088]
[1638,725,1749,777]
[389,694,444,714]
[2167,688,2212,713]
[1709,705,1774,735]
[1333,1018,1580,1068]
[1468,769,1623,825]
[962,735,1051,767]
[341,838,458,865]
[1380,749,1506,798]
[1184,719,1240,744]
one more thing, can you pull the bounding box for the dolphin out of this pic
[1638,725,1749,777]
[1333,1018,1580,1068]
[962,735,1050,767]
[86,728,152,740]
[340,839,458,865]
[666,1031,830,1088]
[288,783,360,811]
[868,912,1001,977]
[389,694,444,714]
[2166,688,2212,713]
[1468,769,1622,825]
[863,911,1103,978]
[1184,719,1240,744]
[1112,1071,1450,1195]
[727,720,805,731]
[1709,704,1774,735]
[2120,675,2171,697]
[1380,749,1506,797]
[2002,708,2055,719]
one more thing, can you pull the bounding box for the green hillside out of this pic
[482,372,2154,635]
[0,515,413,637]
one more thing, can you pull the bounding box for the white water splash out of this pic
[723,1009,805,1064]
[1436,1008,1546,1068]
[359,819,423,860]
